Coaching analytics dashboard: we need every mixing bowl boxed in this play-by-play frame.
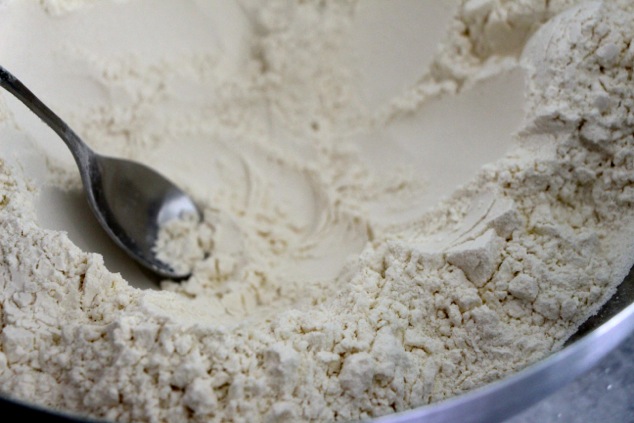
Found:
[1,1,634,422]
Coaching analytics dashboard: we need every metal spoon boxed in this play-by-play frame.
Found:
[0,65,200,280]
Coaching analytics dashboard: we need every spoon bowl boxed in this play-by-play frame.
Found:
[0,65,200,280]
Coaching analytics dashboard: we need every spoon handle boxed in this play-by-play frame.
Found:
[0,65,93,164]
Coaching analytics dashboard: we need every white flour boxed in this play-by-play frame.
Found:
[1,1,634,422]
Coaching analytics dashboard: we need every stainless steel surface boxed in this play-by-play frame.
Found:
[506,331,634,423]
[0,65,200,280]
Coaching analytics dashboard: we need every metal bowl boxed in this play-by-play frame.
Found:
[1,2,633,422]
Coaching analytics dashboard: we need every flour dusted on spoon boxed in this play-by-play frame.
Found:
[153,212,213,277]
[1,1,634,422]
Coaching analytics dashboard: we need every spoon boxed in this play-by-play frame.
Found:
[0,65,201,280]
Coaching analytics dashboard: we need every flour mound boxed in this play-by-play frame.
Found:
[1,1,634,423]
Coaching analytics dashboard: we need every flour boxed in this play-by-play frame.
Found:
[1,1,634,423]
[385,0,585,119]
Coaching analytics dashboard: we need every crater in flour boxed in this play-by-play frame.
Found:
[1,2,634,423]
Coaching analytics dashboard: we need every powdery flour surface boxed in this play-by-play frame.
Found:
[1,1,634,422]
